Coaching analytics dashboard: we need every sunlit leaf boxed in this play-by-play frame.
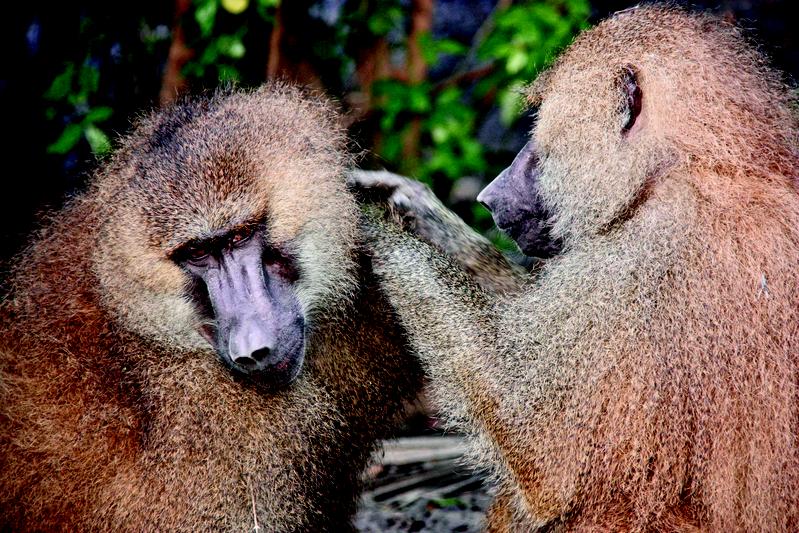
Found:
[47,124,83,154]
[84,124,111,155]
[85,106,113,123]
[217,35,246,58]
[221,0,249,15]
[431,125,449,144]
[408,85,431,113]
[499,82,525,125]
[506,49,528,75]
[195,0,217,37]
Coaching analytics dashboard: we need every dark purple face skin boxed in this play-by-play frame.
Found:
[480,67,643,258]
[175,226,305,389]
[477,141,562,258]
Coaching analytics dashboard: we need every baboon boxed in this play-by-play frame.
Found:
[0,84,423,531]
[353,6,799,531]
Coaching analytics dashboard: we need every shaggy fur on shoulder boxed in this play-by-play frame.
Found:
[366,5,799,531]
[0,84,422,532]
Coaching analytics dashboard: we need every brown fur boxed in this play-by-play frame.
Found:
[363,5,799,531]
[0,84,422,531]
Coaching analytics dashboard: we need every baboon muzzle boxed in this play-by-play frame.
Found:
[199,236,305,386]
[478,141,561,258]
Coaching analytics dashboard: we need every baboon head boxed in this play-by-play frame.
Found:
[478,6,797,255]
[93,85,357,388]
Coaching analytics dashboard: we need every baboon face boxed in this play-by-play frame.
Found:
[480,65,647,256]
[172,222,305,385]
[94,87,356,388]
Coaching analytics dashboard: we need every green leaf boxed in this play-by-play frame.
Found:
[44,64,75,101]
[221,0,249,15]
[216,35,246,59]
[499,83,525,125]
[506,49,528,75]
[367,7,401,36]
[199,44,220,64]
[255,0,279,20]
[431,125,449,144]
[430,497,465,508]
[436,38,467,56]
[488,226,519,253]
[85,106,113,123]
[381,133,402,162]
[79,62,100,94]
[195,0,218,37]
[84,124,111,155]
[47,124,83,154]
[418,32,438,65]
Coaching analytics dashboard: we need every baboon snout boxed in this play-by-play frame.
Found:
[476,175,501,215]
[178,229,306,386]
[227,317,275,370]
[479,141,562,257]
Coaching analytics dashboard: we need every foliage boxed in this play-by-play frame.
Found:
[369,0,589,237]
[44,57,113,156]
[37,0,590,241]
[183,0,280,84]
[372,0,589,180]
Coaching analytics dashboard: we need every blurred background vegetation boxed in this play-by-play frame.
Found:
[1,0,797,259]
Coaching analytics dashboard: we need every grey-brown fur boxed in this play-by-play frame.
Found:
[349,169,526,295]
[0,84,422,531]
[360,6,799,531]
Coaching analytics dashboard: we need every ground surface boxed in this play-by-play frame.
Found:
[355,436,491,532]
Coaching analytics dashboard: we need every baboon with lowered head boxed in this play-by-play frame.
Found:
[354,6,799,531]
[0,84,422,531]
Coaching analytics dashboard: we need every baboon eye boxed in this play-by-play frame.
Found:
[230,226,254,247]
[186,244,211,263]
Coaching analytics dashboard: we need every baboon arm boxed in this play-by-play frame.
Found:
[349,170,526,294]
[412,197,527,295]
[366,217,570,524]
[364,215,496,388]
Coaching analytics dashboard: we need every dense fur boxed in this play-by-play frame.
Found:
[363,6,799,531]
[0,85,422,531]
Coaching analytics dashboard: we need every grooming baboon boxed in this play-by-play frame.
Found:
[353,6,799,531]
[0,85,423,531]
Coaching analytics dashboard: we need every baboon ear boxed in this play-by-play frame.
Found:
[619,66,642,133]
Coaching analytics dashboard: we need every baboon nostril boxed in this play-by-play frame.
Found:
[250,347,271,362]
[233,355,257,367]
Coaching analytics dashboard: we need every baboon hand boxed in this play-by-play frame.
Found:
[347,170,440,219]
[350,169,526,294]
[347,169,460,249]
